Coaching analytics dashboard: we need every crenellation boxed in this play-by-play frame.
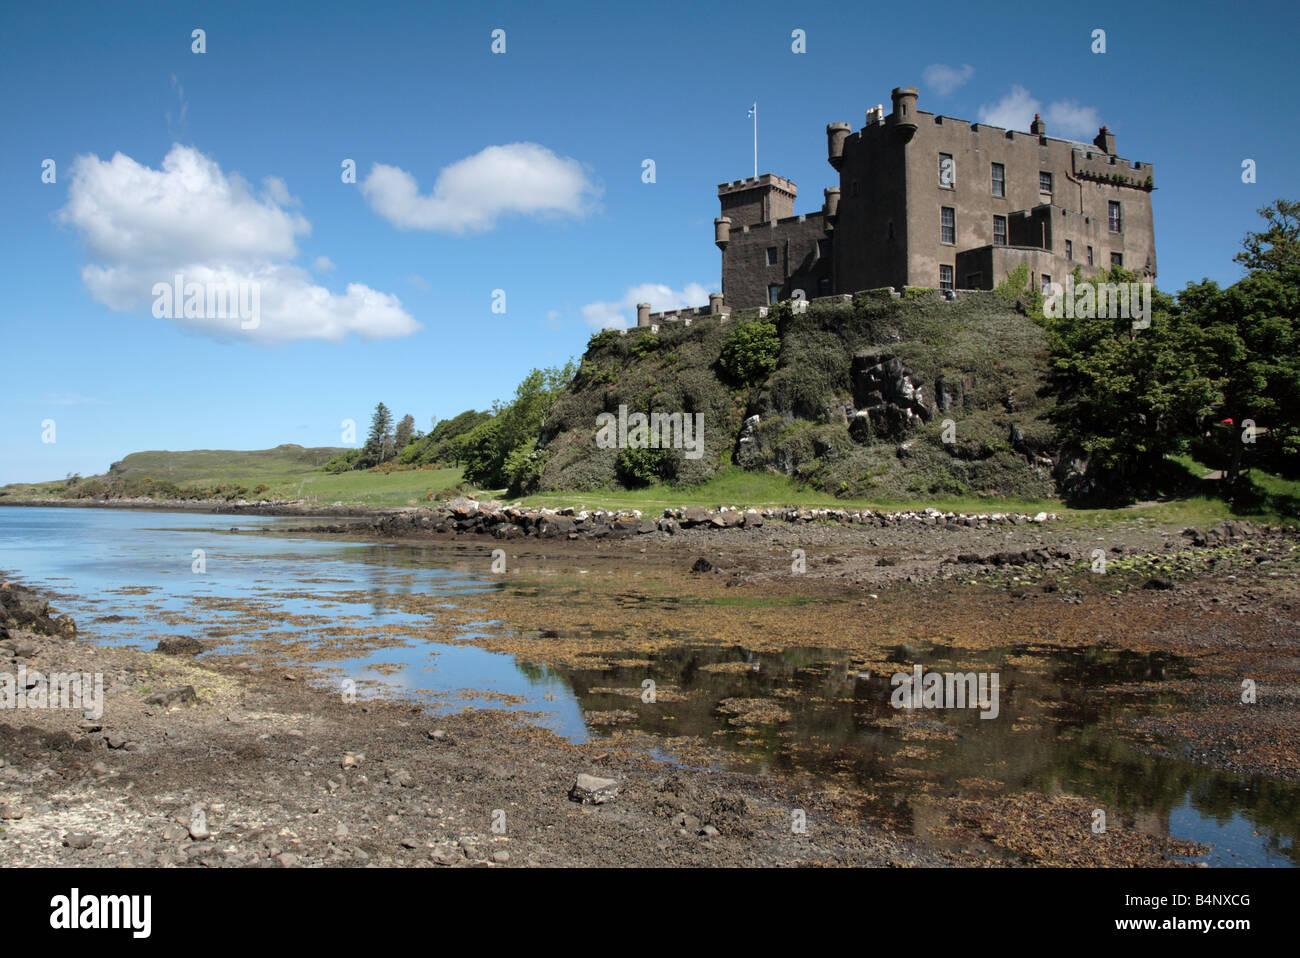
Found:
[703,83,1156,307]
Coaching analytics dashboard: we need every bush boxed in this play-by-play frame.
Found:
[719,319,781,387]
[615,446,670,487]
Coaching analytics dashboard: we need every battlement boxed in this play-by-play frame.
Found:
[637,293,730,327]
[1071,149,1155,189]
[624,288,980,335]
[729,209,829,233]
[717,173,797,197]
[714,83,1156,307]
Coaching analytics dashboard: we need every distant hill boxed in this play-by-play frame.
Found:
[106,444,349,485]
[537,289,1059,500]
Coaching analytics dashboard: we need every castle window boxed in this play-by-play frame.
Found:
[1039,171,1053,194]
[1111,252,1123,268]
[1065,239,1073,260]
[768,285,782,304]
[993,215,1007,246]
[939,153,955,189]
[941,207,955,245]
[1108,201,1122,232]
[888,221,894,240]
[1087,245,1094,266]
[817,238,830,259]
[939,265,953,291]
[1041,274,1052,294]
[766,246,778,266]
[991,163,1005,197]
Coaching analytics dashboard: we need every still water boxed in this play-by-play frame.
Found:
[1,506,1295,866]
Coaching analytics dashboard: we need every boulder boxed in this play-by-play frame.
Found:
[568,773,620,805]
[155,636,203,656]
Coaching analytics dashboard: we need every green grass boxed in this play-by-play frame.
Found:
[109,445,347,483]
[514,466,1057,514]
[512,463,1299,527]
[289,467,464,507]
[0,445,466,509]
[5,444,1295,526]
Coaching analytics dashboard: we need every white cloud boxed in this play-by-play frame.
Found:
[1044,100,1102,139]
[313,255,335,272]
[922,63,974,96]
[978,85,1103,139]
[360,142,601,233]
[978,85,1040,131]
[580,282,713,331]
[58,144,419,343]
[407,274,431,291]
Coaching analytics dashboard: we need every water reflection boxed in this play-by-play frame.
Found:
[1,506,1294,867]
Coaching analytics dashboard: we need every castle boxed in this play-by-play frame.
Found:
[637,84,1156,324]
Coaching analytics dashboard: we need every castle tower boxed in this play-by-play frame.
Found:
[717,174,798,229]
[1093,125,1116,154]
[714,216,731,249]
[826,122,851,171]
[823,187,841,224]
[890,86,918,139]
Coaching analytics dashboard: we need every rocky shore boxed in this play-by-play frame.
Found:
[1,509,1295,868]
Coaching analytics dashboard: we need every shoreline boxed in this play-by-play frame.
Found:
[2,511,1297,867]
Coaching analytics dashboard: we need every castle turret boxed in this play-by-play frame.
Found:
[717,174,797,229]
[708,293,725,314]
[890,86,918,139]
[823,187,841,224]
[636,303,651,327]
[826,122,850,171]
[1030,112,1045,135]
[1093,125,1116,155]
[714,216,731,249]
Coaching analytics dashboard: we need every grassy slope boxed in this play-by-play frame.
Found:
[107,444,346,483]
[0,444,465,509]
[537,289,1058,500]
[511,463,1298,528]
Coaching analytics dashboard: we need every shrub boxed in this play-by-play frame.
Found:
[719,319,780,387]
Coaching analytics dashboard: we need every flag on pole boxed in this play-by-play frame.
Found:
[747,105,755,118]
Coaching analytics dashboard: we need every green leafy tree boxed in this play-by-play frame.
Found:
[719,319,780,387]
[1181,278,1299,483]
[1045,267,1218,498]
[394,414,416,454]
[1234,198,1300,275]
[461,362,576,489]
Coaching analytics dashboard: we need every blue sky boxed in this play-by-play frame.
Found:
[1,0,1296,483]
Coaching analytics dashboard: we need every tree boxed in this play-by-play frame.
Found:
[362,402,394,466]
[1044,267,1218,500]
[394,414,416,454]
[1181,275,1300,484]
[460,362,575,489]
[719,319,780,386]
[1234,199,1300,275]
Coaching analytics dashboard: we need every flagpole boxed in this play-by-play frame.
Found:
[752,102,758,178]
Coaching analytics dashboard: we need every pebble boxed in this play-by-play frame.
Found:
[430,846,461,866]
[62,833,94,849]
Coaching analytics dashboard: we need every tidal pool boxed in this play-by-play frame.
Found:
[1,505,1295,866]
